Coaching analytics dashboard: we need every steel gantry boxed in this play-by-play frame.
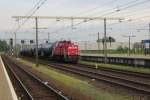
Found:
[12,16,124,66]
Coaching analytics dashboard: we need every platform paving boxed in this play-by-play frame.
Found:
[0,56,18,100]
[80,53,150,59]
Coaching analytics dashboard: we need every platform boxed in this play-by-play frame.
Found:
[0,56,18,100]
[80,53,150,67]
[80,53,150,60]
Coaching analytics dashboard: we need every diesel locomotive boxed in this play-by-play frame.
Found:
[20,40,79,63]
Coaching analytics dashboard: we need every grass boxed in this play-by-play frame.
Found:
[15,57,132,100]
[80,60,150,74]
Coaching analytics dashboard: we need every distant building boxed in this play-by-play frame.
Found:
[77,41,133,50]
[141,40,150,54]
[133,42,144,49]
[142,40,150,49]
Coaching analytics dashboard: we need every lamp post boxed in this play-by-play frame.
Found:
[123,35,136,56]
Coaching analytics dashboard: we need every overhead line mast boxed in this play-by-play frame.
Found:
[12,16,124,65]
[12,0,48,61]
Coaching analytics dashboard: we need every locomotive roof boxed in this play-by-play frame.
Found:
[59,40,71,43]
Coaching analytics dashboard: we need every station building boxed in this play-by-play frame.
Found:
[142,40,150,54]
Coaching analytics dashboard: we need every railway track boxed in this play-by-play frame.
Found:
[43,61,150,95]
[77,63,150,79]
[2,56,68,100]
[20,56,150,96]
[71,63,150,85]
[43,57,150,80]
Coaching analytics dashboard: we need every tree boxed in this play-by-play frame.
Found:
[97,36,116,42]
[97,36,116,46]
[108,36,115,46]
[0,40,9,53]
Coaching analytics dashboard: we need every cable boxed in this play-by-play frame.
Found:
[86,0,140,17]
[78,0,150,29]
[25,0,44,16]
[107,13,150,27]
[45,0,117,31]
[52,0,150,42]
[48,0,142,34]
[101,0,150,17]
[115,6,150,18]
[73,0,117,16]
[18,0,150,40]
[14,0,48,33]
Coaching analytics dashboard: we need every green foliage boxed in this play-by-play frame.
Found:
[0,40,9,52]
[115,46,128,54]
[97,36,116,42]
[116,45,124,51]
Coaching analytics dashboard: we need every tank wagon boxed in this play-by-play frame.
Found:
[20,40,79,63]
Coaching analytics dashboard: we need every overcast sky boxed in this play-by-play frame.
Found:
[1,0,150,43]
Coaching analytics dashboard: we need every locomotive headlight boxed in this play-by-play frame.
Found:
[68,47,72,49]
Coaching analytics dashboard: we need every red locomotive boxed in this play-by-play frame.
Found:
[20,40,79,63]
[52,40,79,62]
